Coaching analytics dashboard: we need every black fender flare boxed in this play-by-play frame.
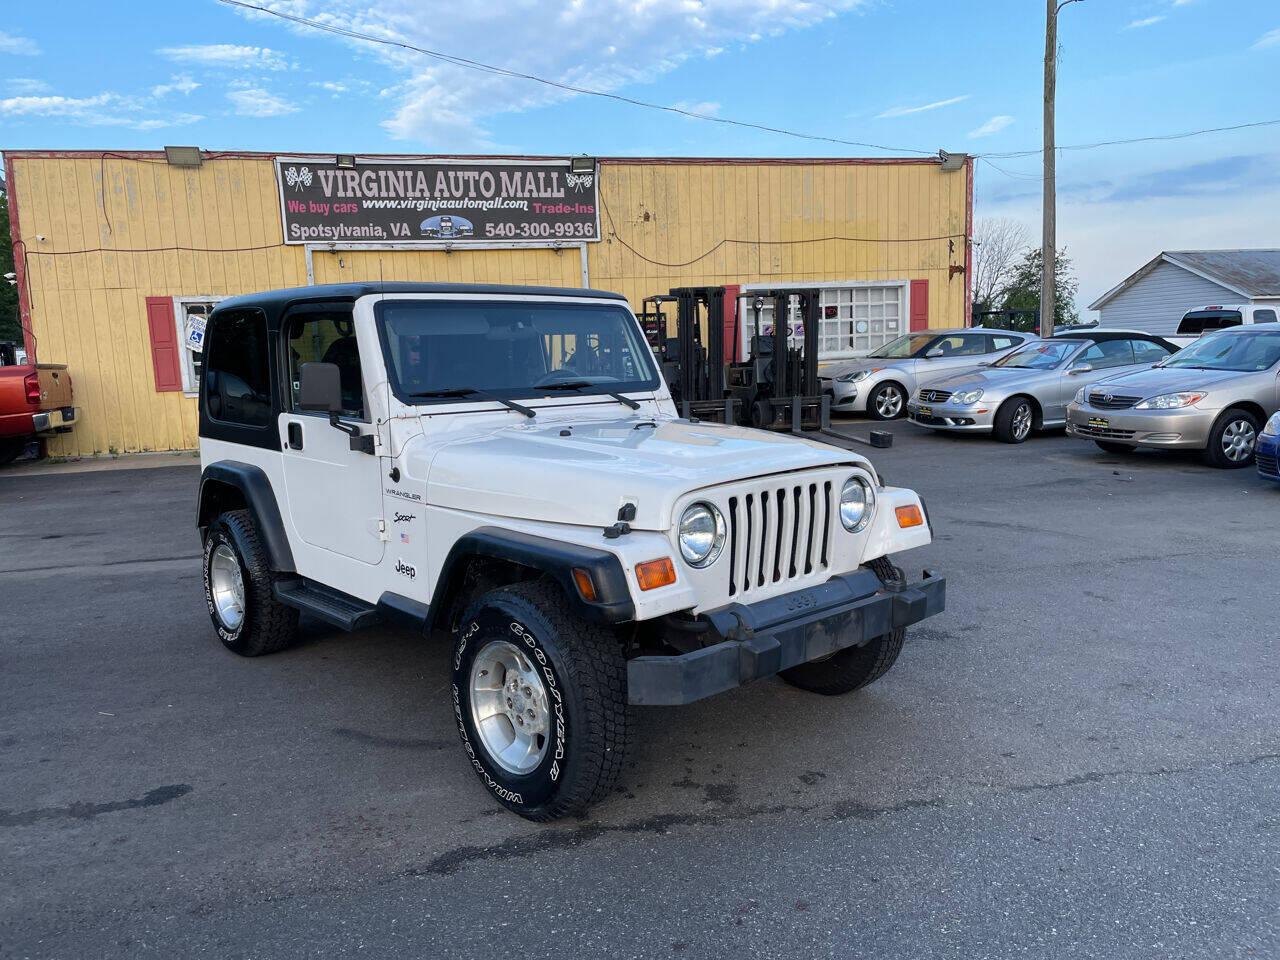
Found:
[197,462,295,573]
[427,526,635,630]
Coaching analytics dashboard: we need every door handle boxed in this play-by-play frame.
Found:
[287,421,303,450]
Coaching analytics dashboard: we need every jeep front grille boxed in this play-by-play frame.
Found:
[725,481,833,597]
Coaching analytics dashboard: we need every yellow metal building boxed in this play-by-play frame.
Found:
[3,150,973,457]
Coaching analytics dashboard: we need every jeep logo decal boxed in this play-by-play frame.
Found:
[395,559,417,580]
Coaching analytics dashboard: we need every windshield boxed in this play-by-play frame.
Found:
[867,333,937,359]
[375,299,661,402]
[992,340,1080,370]
[1159,330,1280,372]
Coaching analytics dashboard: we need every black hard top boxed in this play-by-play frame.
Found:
[212,282,627,327]
[1051,330,1178,349]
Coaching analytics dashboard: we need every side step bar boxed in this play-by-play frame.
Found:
[274,579,382,631]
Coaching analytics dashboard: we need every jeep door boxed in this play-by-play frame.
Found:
[278,305,386,565]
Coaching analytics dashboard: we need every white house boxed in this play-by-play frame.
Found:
[1089,249,1280,337]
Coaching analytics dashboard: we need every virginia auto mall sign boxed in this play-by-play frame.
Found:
[275,157,600,245]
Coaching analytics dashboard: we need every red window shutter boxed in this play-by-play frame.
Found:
[909,280,930,331]
[722,284,742,361]
[145,297,182,392]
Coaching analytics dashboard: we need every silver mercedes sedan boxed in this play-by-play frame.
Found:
[818,328,1035,421]
[906,332,1179,443]
[1066,325,1280,468]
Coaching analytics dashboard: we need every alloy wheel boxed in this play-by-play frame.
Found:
[209,543,246,631]
[469,639,551,774]
[1222,419,1256,462]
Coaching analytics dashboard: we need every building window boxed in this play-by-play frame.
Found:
[738,282,907,361]
[173,297,227,397]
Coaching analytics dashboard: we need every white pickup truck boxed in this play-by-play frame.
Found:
[195,282,945,820]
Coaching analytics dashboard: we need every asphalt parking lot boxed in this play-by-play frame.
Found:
[1,424,1277,959]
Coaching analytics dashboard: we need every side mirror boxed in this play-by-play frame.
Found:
[1068,363,1093,375]
[977,361,991,367]
[299,362,343,413]
[925,347,944,359]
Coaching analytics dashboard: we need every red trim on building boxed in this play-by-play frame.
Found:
[964,156,974,326]
[721,284,742,362]
[910,280,930,331]
[145,297,182,392]
[3,155,36,362]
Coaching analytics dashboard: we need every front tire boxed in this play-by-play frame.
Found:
[202,510,299,656]
[993,397,1034,443]
[779,628,906,695]
[1202,409,1259,469]
[451,581,629,821]
[867,382,906,421]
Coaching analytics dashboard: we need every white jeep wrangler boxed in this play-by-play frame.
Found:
[196,283,945,820]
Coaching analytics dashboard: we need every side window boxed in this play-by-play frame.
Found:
[931,335,987,357]
[990,335,1020,352]
[286,310,366,419]
[1077,340,1136,370]
[1132,339,1172,364]
[204,310,273,427]
[1254,309,1278,325]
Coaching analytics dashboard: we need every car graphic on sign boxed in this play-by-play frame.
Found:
[420,215,474,239]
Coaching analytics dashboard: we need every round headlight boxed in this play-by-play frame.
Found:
[839,476,874,532]
[678,502,726,567]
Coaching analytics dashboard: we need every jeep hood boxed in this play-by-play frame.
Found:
[423,417,866,530]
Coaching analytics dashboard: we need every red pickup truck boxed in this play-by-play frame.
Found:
[0,344,77,465]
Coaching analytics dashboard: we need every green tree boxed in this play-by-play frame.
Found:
[998,246,1080,328]
[0,182,21,344]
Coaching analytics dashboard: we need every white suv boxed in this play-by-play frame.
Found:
[196,283,945,820]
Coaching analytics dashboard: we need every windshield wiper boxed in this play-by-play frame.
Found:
[538,380,642,410]
[408,388,536,418]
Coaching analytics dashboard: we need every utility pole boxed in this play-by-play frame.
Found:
[1043,0,1082,337]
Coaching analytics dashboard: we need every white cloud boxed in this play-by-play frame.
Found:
[1253,28,1280,50]
[0,31,40,56]
[0,92,201,129]
[876,94,969,119]
[1123,15,1165,30]
[157,43,292,71]
[227,0,871,148]
[5,78,50,95]
[152,75,200,97]
[227,86,298,117]
[969,115,1014,138]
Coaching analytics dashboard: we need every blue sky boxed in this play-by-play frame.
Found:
[2,0,1277,315]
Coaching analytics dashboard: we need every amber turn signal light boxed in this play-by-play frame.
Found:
[636,557,676,591]
[895,504,924,528]
[571,567,597,602]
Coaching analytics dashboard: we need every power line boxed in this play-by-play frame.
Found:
[216,0,936,157]
[220,0,1280,166]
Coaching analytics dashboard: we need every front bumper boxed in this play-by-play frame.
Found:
[1066,403,1212,449]
[821,379,862,411]
[906,400,994,432]
[627,567,946,705]
[1257,433,1280,481]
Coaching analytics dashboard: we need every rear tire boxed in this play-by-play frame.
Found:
[867,382,906,421]
[993,397,1034,443]
[1094,440,1134,454]
[1202,408,1259,469]
[452,581,629,821]
[0,438,28,466]
[202,509,299,656]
